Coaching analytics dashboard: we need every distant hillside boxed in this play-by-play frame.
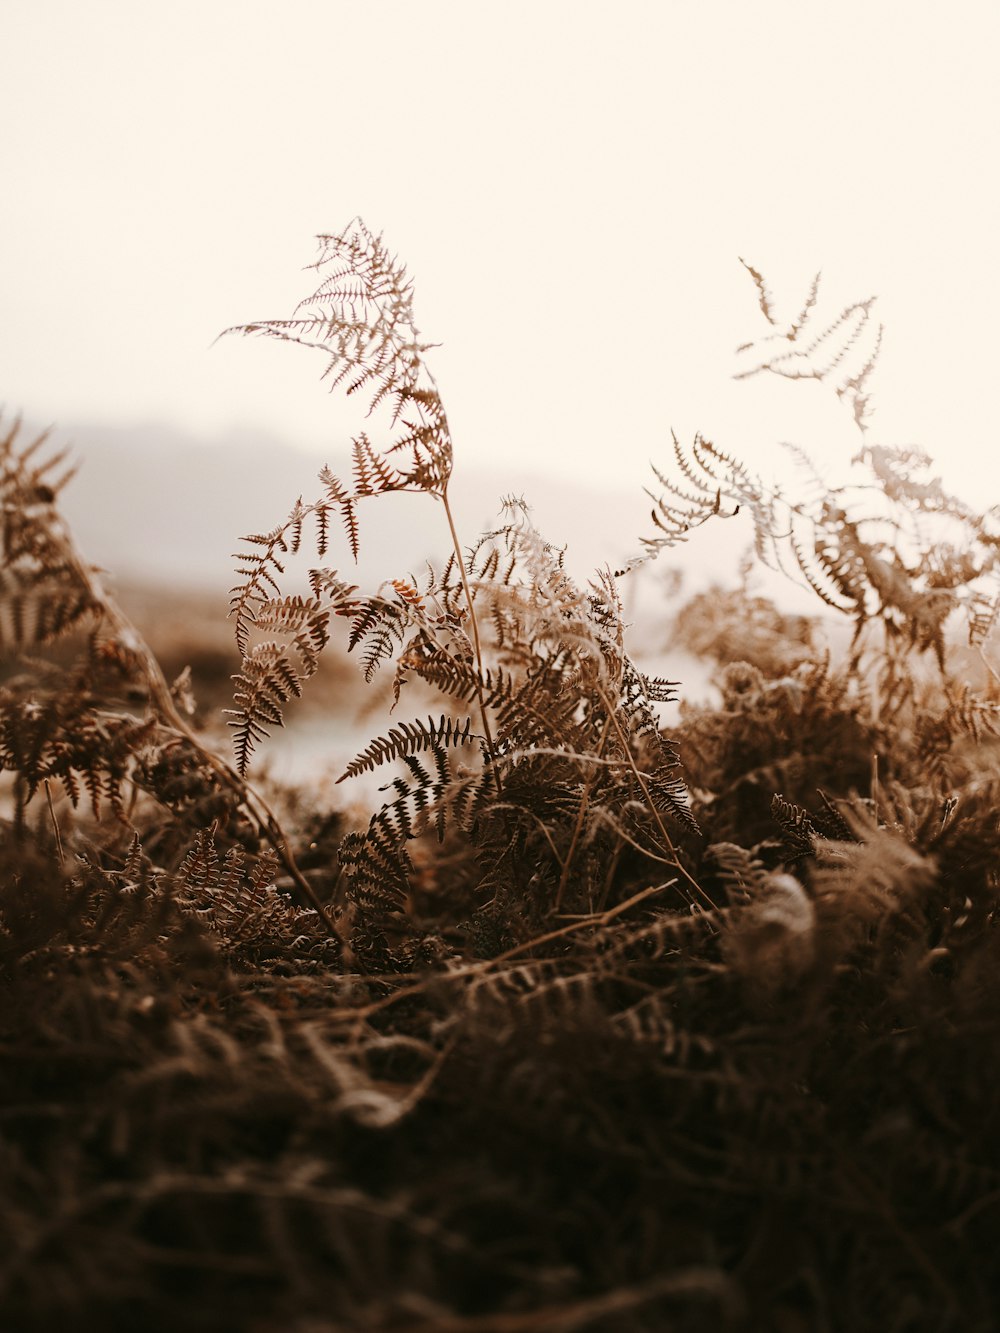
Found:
[45,420,751,592]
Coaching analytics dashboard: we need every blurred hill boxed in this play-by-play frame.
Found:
[44,420,760,623]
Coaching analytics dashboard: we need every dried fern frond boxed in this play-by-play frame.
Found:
[1,418,98,654]
[224,221,486,778]
[224,218,453,516]
[175,831,338,968]
[339,714,477,783]
[0,412,337,933]
[770,792,821,862]
[637,268,1000,672]
[734,266,882,431]
[813,814,939,933]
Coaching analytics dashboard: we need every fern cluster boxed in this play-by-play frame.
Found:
[2,229,1000,1330]
[643,268,999,674]
[0,415,338,931]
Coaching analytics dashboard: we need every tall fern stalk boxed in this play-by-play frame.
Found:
[224,220,501,787]
[439,484,502,791]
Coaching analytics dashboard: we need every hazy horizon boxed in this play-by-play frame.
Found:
[43,415,758,609]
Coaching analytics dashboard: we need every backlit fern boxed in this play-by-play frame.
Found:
[2,232,1000,1331]
[643,269,1000,675]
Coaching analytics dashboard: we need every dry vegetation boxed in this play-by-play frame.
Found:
[2,222,999,1331]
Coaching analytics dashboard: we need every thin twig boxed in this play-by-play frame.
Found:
[595,682,713,909]
[442,485,503,794]
[44,780,65,866]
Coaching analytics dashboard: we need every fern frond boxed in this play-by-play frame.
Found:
[357,609,409,683]
[643,746,701,835]
[770,793,820,861]
[641,433,743,556]
[252,596,331,653]
[0,422,100,653]
[707,841,770,905]
[366,747,479,848]
[490,671,587,754]
[338,825,412,913]
[734,266,883,443]
[788,270,821,341]
[0,575,96,653]
[351,433,405,497]
[968,590,999,648]
[226,642,306,775]
[738,258,777,327]
[319,465,361,560]
[389,386,454,491]
[338,714,476,783]
[175,825,220,890]
[403,643,492,705]
[308,567,360,605]
[0,681,158,819]
[229,521,293,657]
[224,218,452,492]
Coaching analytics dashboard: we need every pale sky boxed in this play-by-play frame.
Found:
[2,0,998,508]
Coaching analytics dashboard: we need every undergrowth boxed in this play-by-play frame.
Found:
[2,222,999,1331]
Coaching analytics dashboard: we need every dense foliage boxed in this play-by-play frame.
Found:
[2,225,999,1331]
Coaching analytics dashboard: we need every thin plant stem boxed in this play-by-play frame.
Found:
[555,713,613,911]
[44,780,65,866]
[596,682,713,910]
[441,484,503,793]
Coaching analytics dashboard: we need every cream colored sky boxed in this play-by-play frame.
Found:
[2,0,997,506]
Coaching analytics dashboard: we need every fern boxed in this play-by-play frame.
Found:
[339,713,477,783]
[8,231,1000,1332]
[224,220,490,777]
[640,266,1000,691]
[770,792,821,862]
[0,413,338,935]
